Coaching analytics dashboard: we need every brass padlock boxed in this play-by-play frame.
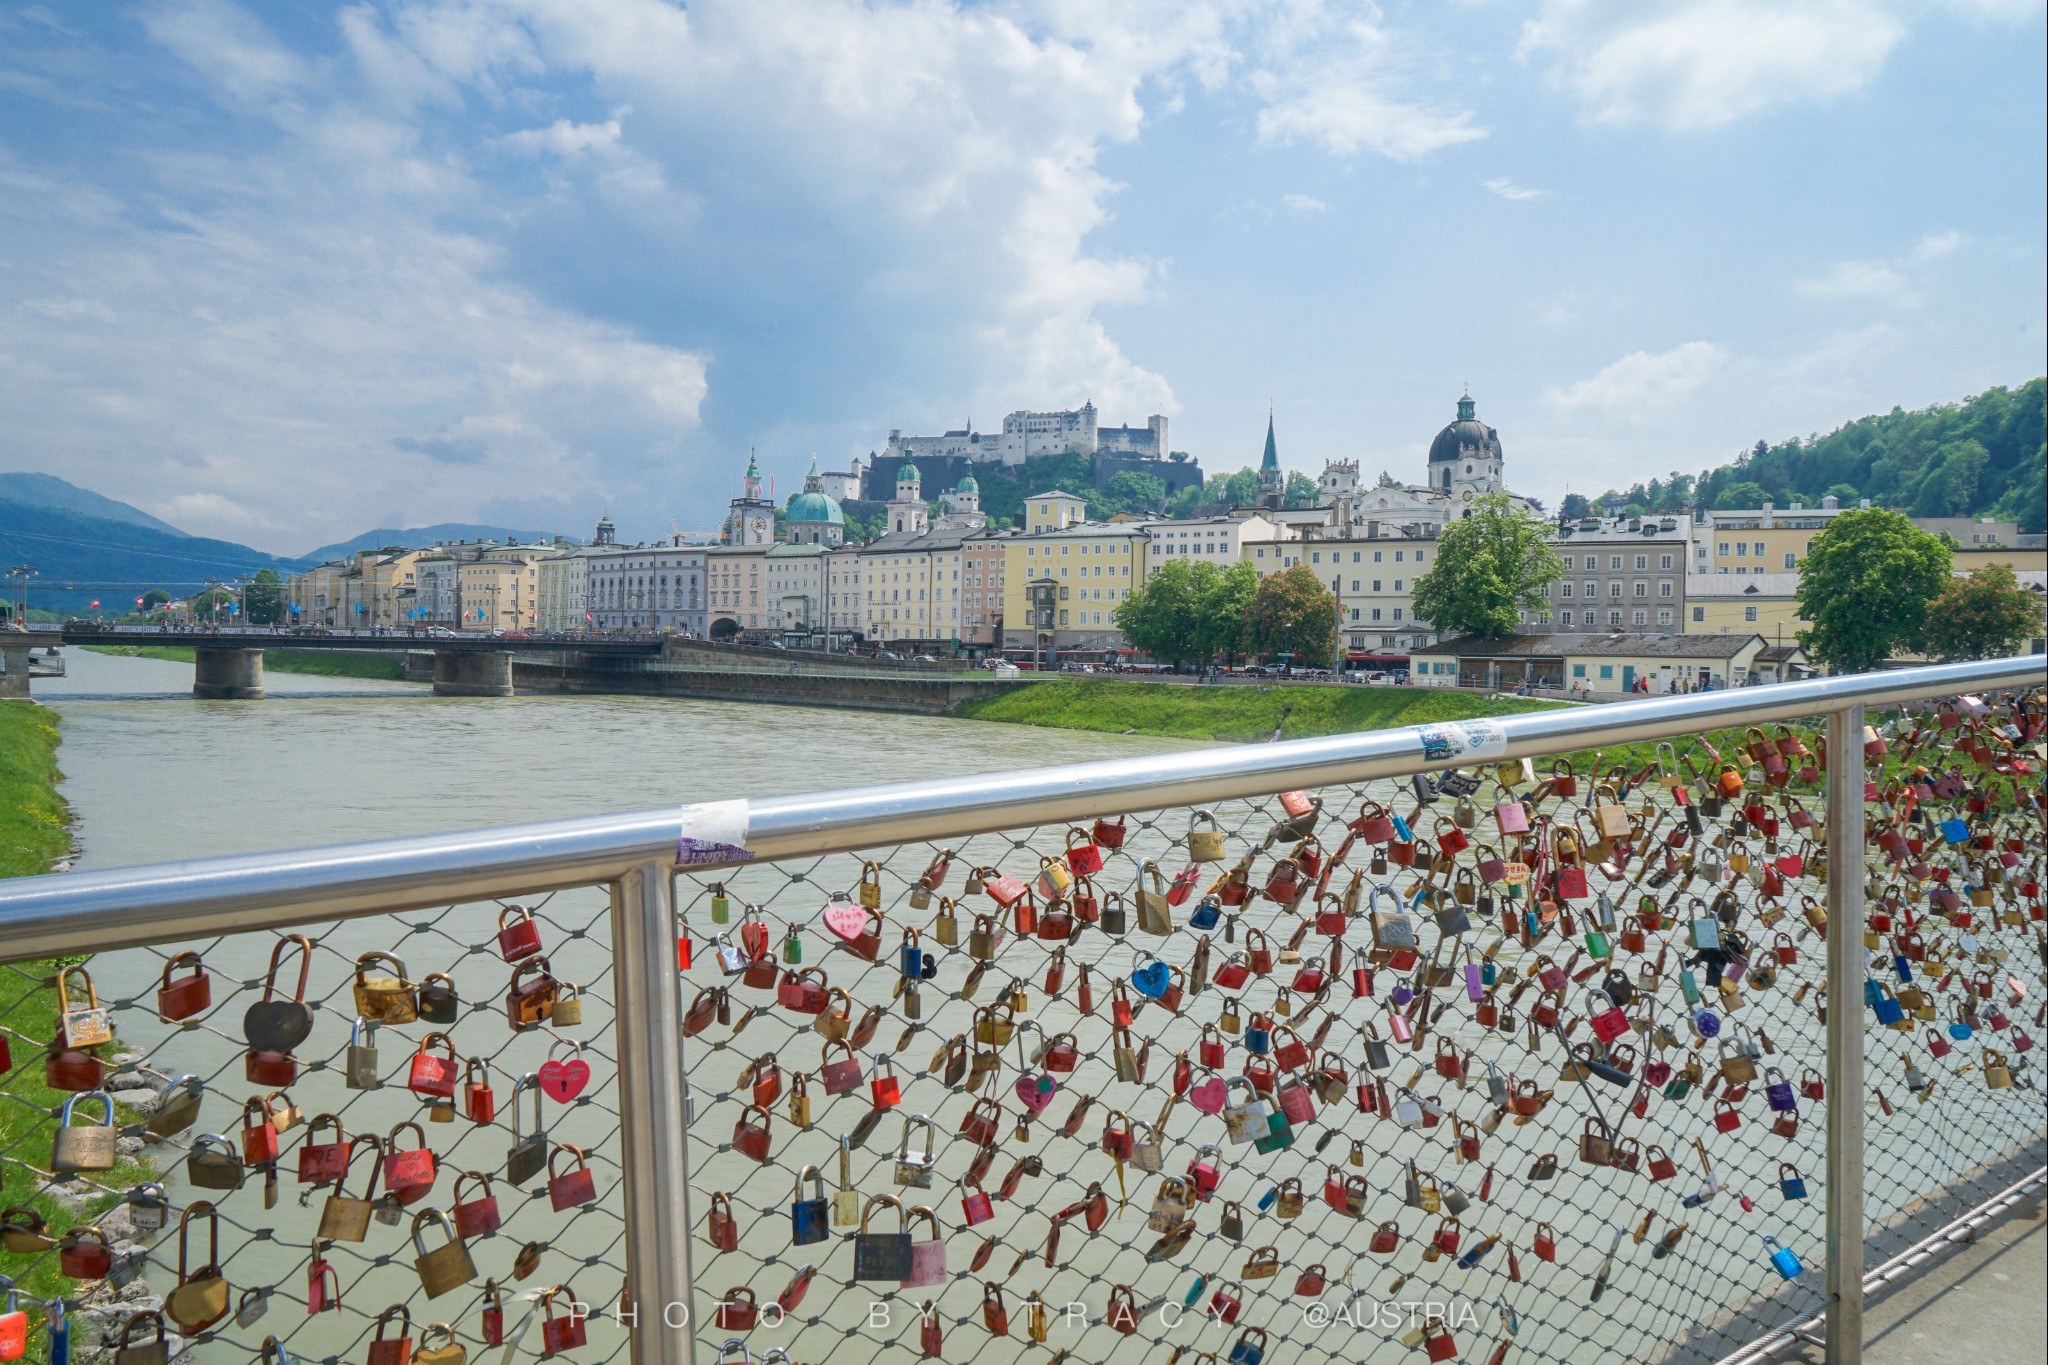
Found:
[52,1090,118,1172]
[413,1208,478,1298]
[185,1134,245,1190]
[353,951,418,1024]
[347,1017,380,1091]
[552,984,584,1028]
[147,1074,203,1137]
[57,965,114,1049]
[1188,809,1226,862]
[933,898,959,947]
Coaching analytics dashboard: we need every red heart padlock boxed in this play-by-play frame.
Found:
[538,1047,592,1104]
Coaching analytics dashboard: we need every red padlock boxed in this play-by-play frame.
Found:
[156,952,213,1022]
[296,1114,351,1184]
[543,1286,589,1355]
[309,1252,340,1313]
[464,1059,496,1124]
[454,1171,502,1239]
[59,1225,114,1279]
[241,1097,280,1167]
[407,1033,459,1099]
[1533,1222,1557,1262]
[983,1283,1010,1336]
[497,905,544,962]
[481,1280,505,1345]
[548,1144,598,1211]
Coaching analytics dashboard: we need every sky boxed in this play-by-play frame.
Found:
[1,0,2042,556]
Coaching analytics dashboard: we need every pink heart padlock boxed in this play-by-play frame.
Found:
[1014,1073,1058,1113]
[821,901,869,943]
[1190,1077,1228,1115]
[538,1057,592,1103]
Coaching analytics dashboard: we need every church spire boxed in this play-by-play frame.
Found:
[1260,411,1278,472]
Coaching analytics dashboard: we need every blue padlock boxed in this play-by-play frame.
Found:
[1938,817,1969,844]
[1680,969,1702,1007]
[1764,1235,1804,1279]
[1390,984,1415,1008]
[900,936,923,979]
[1693,1009,1722,1039]
[1391,814,1414,842]
[1255,1185,1279,1212]
[1893,955,1913,984]
[1862,978,1884,1008]
[1245,1019,1271,1054]
[1763,1068,1796,1112]
[1228,1327,1268,1365]
[1778,1164,1808,1200]
[1950,1013,1974,1041]
[1481,961,1499,987]
[1871,983,1905,1026]
[1131,956,1171,999]
[1182,1274,1208,1309]
[1190,898,1221,931]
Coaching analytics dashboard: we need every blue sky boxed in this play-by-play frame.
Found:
[1,0,2041,555]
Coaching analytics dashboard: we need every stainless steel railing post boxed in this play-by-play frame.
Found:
[611,863,696,1365]
[1823,704,1868,1364]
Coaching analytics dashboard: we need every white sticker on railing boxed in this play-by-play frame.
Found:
[1413,717,1508,764]
[677,798,754,865]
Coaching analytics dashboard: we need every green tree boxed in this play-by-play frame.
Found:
[1920,563,2042,662]
[1824,483,1860,506]
[140,589,171,609]
[1113,558,1217,666]
[1558,493,1593,521]
[1283,471,1319,508]
[1715,481,1770,509]
[1197,560,1259,667]
[244,569,285,624]
[1795,507,1951,674]
[1094,470,1168,519]
[1244,566,1335,667]
[1411,491,1566,639]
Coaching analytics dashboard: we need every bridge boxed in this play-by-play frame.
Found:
[3,624,665,699]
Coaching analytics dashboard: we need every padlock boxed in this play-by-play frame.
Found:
[111,1311,170,1365]
[548,1143,598,1210]
[463,1058,496,1124]
[790,1165,830,1246]
[1764,1235,1804,1279]
[126,1181,168,1235]
[412,1208,477,1299]
[453,1170,502,1239]
[1779,1163,1808,1200]
[552,982,584,1027]
[385,1120,437,1205]
[854,1194,913,1281]
[59,1224,114,1279]
[498,904,544,960]
[354,951,418,1024]
[164,1204,230,1334]
[505,1075,548,1184]
[317,1136,380,1241]
[156,951,213,1022]
[367,1307,414,1365]
[417,971,460,1026]
[506,955,560,1028]
[408,1032,460,1099]
[52,1090,118,1172]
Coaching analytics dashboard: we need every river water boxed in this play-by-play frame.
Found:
[45,648,1194,872]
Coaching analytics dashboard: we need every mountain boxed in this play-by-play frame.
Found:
[0,472,187,536]
[0,499,307,616]
[1597,378,2047,532]
[302,524,569,560]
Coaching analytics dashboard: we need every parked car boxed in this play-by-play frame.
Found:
[875,650,902,660]
[987,661,1021,678]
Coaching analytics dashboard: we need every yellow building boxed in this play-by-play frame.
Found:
[861,527,969,647]
[706,545,770,636]
[999,517,1149,659]
[1685,572,1806,645]
[457,545,554,631]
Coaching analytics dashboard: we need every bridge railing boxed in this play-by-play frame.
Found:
[0,657,2040,1365]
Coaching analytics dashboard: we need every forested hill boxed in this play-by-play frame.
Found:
[1596,379,2045,532]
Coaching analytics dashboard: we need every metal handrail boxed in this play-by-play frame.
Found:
[0,651,2040,1365]
[0,655,2035,956]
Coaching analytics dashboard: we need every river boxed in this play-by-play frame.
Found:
[45,648,1194,872]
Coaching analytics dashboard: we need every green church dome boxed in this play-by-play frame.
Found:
[787,490,845,525]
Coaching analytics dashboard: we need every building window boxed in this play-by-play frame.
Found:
[1632,610,1646,625]
[1744,605,1758,622]
[1560,583,1573,597]
[1610,556,1622,570]
[1657,609,1673,625]
[1753,542,1765,556]
[1572,664,1586,678]
[1634,555,1647,570]
[1660,554,1673,569]
[1634,582,1647,597]
[1610,582,1623,597]
[1659,581,1673,598]
[1600,665,1614,680]
[1784,553,1797,569]
[1608,610,1622,625]
[1718,542,1730,556]
[1560,611,1574,625]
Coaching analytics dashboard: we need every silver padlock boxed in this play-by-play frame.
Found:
[894,1113,934,1188]
[346,1017,379,1091]
[128,1183,169,1234]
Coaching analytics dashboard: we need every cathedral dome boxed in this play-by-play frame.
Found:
[1429,393,1502,465]
[787,490,844,525]
[955,473,979,494]
[898,461,921,483]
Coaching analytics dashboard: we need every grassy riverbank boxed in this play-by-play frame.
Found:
[955,678,1564,742]
[0,703,151,1318]
[86,642,406,680]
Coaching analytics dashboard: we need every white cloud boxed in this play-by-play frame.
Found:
[1520,0,1906,130]
[1484,177,1546,201]
[502,116,623,158]
[1253,18,1486,159]
[1911,229,1963,260]
[1282,193,1327,216]
[1797,259,1911,302]
[1548,340,1729,412]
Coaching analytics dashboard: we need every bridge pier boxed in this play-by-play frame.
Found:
[193,647,265,700]
[434,650,514,697]
[0,643,31,700]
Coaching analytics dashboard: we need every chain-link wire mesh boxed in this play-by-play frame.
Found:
[677,692,2045,1365]
[1,890,634,1363]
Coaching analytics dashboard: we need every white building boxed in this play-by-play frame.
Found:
[1141,513,1283,569]
[883,402,1169,468]
[824,545,865,642]
[765,543,827,641]
[588,540,708,634]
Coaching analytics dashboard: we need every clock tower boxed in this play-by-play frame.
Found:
[728,451,777,547]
